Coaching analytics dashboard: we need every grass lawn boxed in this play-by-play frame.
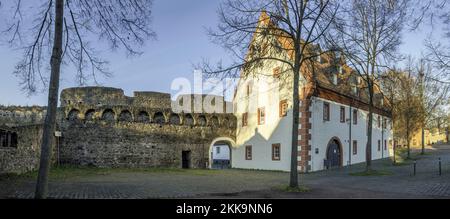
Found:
[0,166,227,181]
[275,185,310,193]
[390,147,428,165]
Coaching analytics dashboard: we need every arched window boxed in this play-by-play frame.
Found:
[137,111,150,123]
[67,109,80,121]
[222,117,230,127]
[169,114,181,125]
[184,114,194,126]
[85,109,95,121]
[118,110,133,122]
[153,112,165,125]
[101,109,116,122]
[210,116,219,127]
[197,115,207,126]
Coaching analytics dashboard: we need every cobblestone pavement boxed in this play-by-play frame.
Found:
[1,144,450,199]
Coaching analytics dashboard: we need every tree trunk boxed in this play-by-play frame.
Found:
[35,0,64,199]
[366,85,373,172]
[421,127,425,155]
[406,119,411,159]
[289,62,301,188]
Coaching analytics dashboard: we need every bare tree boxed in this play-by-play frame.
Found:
[0,0,155,199]
[417,59,449,154]
[400,59,425,159]
[380,69,402,163]
[327,0,410,171]
[200,0,339,188]
[411,0,450,83]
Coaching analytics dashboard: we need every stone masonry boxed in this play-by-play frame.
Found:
[0,87,237,174]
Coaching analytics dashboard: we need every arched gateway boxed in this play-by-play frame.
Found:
[208,137,235,169]
[325,137,343,169]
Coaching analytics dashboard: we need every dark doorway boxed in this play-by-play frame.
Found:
[326,139,341,169]
[182,150,191,169]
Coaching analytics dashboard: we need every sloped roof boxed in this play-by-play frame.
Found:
[246,11,390,114]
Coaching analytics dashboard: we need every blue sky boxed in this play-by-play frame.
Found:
[0,0,443,106]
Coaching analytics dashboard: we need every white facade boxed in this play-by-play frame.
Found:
[212,144,230,160]
[309,97,392,172]
[231,70,393,172]
[231,59,300,171]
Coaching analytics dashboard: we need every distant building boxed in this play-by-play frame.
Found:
[211,144,230,169]
[406,128,449,148]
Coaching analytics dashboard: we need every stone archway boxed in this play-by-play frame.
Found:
[325,137,343,169]
[208,137,235,169]
[67,109,80,121]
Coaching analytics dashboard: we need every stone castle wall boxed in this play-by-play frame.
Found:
[0,124,43,174]
[58,87,236,169]
[0,106,47,125]
[0,87,237,173]
[0,106,59,174]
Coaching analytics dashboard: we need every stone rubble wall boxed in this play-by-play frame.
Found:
[58,87,237,169]
[59,121,234,168]
[0,124,56,174]
[0,86,237,174]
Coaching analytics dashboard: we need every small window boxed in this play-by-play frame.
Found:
[323,102,330,121]
[377,116,381,128]
[242,113,248,127]
[272,144,281,161]
[353,140,357,155]
[245,145,252,160]
[384,140,387,151]
[246,84,252,96]
[0,130,7,147]
[352,85,358,95]
[279,100,288,117]
[340,107,345,123]
[10,133,18,148]
[216,147,220,154]
[383,118,387,129]
[378,140,381,151]
[273,67,281,78]
[353,109,358,125]
[258,107,265,125]
[0,130,18,148]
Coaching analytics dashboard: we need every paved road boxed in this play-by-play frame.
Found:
[1,144,449,199]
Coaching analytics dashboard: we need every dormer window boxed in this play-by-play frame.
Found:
[352,85,357,94]
[333,74,338,85]
[316,52,322,63]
